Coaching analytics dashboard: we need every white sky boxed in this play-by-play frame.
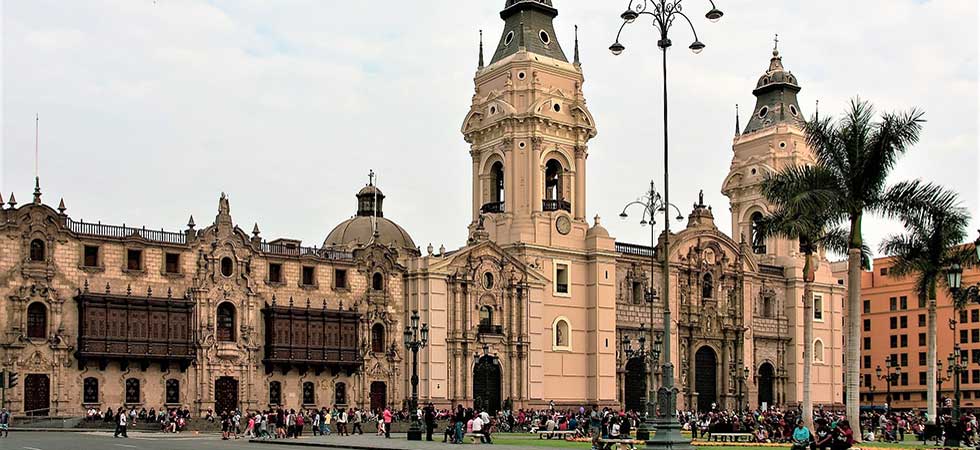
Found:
[2,0,977,259]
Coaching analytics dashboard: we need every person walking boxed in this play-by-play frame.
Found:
[352,408,364,435]
[424,403,436,441]
[114,408,129,438]
[295,411,305,438]
[338,407,348,436]
[0,408,10,438]
[312,410,321,436]
[383,406,393,438]
[323,407,332,436]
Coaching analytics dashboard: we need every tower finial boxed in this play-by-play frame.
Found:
[478,30,485,69]
[519,11,526,48]
[815,99,820,121]
[368,169,375,186]
[735,104,740,136]
[573,25,581,65]
[33,176,42,204]
[773,33,779,55]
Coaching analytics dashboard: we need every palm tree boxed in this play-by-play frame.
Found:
[759,166,861,429]
[879,181,971,422]
[801,98,925,434]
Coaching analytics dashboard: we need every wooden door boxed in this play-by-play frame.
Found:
[24,374,50,416]
[370,381,386,413]
[215,377,239,415]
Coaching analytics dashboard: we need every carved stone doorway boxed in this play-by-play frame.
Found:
[624,357,647,413]
[215,376,239,415]
[24,374,50,416]
[695,346,718,413]
[473,355,502,414]
[758,362,775,409]
[370,381,387,413]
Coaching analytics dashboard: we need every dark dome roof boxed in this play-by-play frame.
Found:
[753,49,800,94]
[323,216,417,254]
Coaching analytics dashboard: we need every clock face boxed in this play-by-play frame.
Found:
[556,216,571,235]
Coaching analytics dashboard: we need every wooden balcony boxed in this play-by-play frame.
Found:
[75,293,195,371]
[542,199,571,213]
[480,202,505,214]
[262,305,363,375]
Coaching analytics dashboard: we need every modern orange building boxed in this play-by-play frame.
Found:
[845,255,980,411]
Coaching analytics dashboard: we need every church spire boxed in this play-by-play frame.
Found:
[489,0,567,65]
[743,38,804,134]
[734,104,740,137]
[478,30,485,69]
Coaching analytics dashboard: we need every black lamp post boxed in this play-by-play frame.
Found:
[620,182,683,441]
[875,356,901,409]
[734,366,750,412]
[945,347,966,447]
[611,2,722,445]
[937,359,951,414]
[944,231,980,447]
[404,310,428,441]
[622,325,664,440]
[868,384,876,410]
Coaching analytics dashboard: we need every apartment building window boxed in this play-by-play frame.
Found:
[301,266,315,286]
[864,319,871,332]
[973,349,980,364]
[890,317,898,329]
[889,297,897,311]
[334,269,347,289]
[961,310,969,324]
[864,337,872,350]
[83,245,100,267]
[973,329,980,343]
[919,352,927,366]
[973,309,980,323]
[864,300,871,314]
[919,372,927,386]
[864,355,872,369]
[900,316,908,328]
[918,296,926,308]
[268,263,283,284]
[919,333,926,346]
[165,253,180,274]
[901,372,909,386]
[900,296,908,310]
[962,371,969,384]
[973,370,980,384]
[881,267,889,276]
[900,353,908,366]
[864,373,872,387]
[918,314,926,327]
[900,335,908,347]
[962,329,969,344]
[890,335,898,348]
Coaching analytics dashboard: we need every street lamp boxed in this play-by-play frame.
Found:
[868,384,876,410]
[734,366,750,412]
[937,359,952,414]
[403,310,428,441]
[611,2,722,446]
[620,182,683,440]
[622,325,664,440]
[875,356,901,409]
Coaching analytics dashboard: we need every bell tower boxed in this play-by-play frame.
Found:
[461,0,597,248]
[722,39,813,263]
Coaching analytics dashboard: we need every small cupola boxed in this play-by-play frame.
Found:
[356,170,385,218]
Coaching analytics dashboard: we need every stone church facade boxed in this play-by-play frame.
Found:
[0,0,843,416]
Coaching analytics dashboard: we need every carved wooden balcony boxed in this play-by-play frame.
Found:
[262,305,362,375]
[75,293,195,371]
[542,199,571,213]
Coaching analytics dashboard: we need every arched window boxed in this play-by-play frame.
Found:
[553,318,571,350]
[479,306,493,328]
[27,302,47,339]
[220,257,233,277]
[83,377,99,404]
[335,382,347,406]
[371,323,385,353]
[303,381,315,405]
[216,303,235,342]
[814,339,825,364]
[372,272,384,291]
[491,162,505,206]
[544,159,563,201]
[702,273,714,299]
[29,239,45,262]
[750,212,766,254]
[269,381,282,405]
[166,379,180,404]
[125,378,140,404]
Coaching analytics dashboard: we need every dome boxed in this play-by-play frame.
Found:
[323,216,417,254]
[752,48,800,94]
[323,172,418,255]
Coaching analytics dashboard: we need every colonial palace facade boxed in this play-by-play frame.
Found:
[0,0,843,417]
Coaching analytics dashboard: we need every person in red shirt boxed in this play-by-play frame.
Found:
[382,407,393,439]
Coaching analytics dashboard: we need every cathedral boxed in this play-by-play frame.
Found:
[0,0,843,417]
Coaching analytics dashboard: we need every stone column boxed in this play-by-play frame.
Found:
[574,146,586,219]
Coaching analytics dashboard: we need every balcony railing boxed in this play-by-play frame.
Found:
[481,202,505,214]
[478,324,504,335]
[66,218,187,245]
[616,242,655,257]
[260,242,353,260]
[759,264,784,276]
[542,199,571,213]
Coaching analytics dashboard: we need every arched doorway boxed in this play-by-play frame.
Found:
[695,346,718,412]
[215,377,239,415]
[758,362,775,409]
[370,381,387,413]
[624,357,647,413]
[473,355,502,414]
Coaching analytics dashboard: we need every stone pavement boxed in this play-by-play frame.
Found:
[249,433,558,450]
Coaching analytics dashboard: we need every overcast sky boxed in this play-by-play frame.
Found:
[2,0,977,259]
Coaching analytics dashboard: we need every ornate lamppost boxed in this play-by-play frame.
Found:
[622,325,664,440]
[945,347,966,447]
[868,384,876,410]
[733,365,749,412]
[403,310,428,441]
[937,359,951,414]
[875,356,901,410]
[945,231,980,447]
[620,181,684,441]
[611,1,723,446]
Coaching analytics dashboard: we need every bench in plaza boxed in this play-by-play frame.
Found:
[535,429,578,440]
[465,432,486,444]
[598,438,644,450]
[708,432,754,442]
